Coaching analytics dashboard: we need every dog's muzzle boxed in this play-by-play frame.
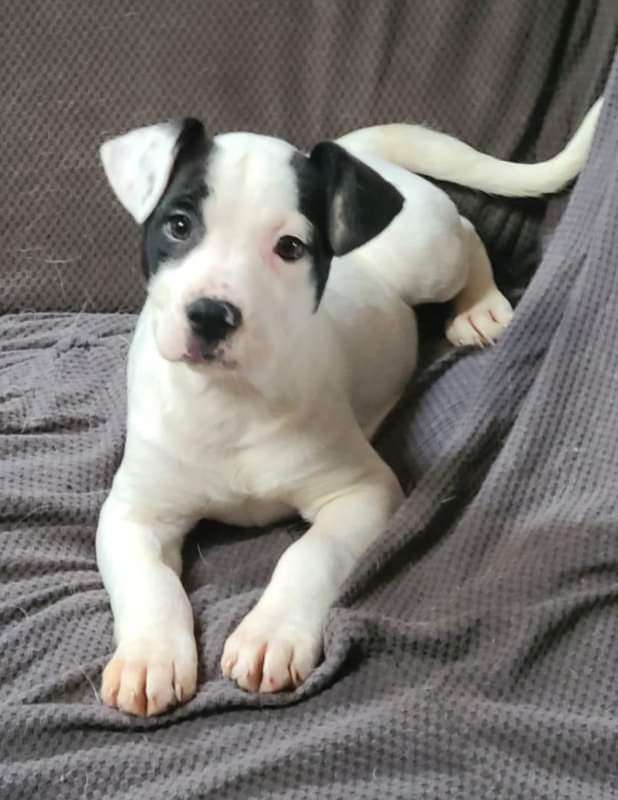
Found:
[183,298,242,363]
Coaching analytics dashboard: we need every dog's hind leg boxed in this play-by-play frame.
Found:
[446,218,514,347]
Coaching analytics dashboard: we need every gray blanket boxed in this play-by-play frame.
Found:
[2,34,618,800]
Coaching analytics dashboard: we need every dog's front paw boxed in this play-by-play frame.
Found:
[101,631,198,717]
[221,607,322,693]
[446,288,514,347]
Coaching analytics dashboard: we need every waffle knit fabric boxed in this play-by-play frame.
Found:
[1,4,618,799]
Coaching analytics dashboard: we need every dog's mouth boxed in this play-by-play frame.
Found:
[181,335,236,369]
[152,314,239,369]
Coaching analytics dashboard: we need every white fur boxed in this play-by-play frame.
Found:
[96,104,599,715]
[100,121,182,222]
[337,98,602,197]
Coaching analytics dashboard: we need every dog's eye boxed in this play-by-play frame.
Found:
[274,236,306,261]
[164,213,192,241]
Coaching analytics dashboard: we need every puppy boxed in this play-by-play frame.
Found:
[97,100,600,715]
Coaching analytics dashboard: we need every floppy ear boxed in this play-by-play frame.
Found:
[309,141,404,256]
[99,121,185,223]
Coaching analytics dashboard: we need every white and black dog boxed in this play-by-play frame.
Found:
[97,100,600,716]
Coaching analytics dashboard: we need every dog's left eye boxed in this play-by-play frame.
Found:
[164,213,193,241]
[274,236,306,261]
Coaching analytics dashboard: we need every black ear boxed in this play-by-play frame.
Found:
[309,141,404,256]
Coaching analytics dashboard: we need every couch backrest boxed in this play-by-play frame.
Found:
[0,0,614,313]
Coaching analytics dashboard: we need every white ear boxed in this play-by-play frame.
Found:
[99,122,182,223]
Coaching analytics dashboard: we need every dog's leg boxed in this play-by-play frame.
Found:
[96,492,197,716]
[221,471,403,693]
[446,218,514,347]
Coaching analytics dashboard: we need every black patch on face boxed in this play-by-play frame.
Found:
[290,152,334,305]
[142,118,212,276]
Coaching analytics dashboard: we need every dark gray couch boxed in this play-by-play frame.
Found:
[1,2,617,798]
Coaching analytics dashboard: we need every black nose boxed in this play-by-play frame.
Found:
[186,298,242,343]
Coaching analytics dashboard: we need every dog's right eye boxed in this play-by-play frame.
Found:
[274,235,306,261]
[164,213,193,241]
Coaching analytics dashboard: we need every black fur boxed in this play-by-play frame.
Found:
[292,142,404,307]
[309,141,404,256]
[142,118,212,275]
[290,152,334,305]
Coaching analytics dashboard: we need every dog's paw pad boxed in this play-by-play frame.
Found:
[221,609,321,694]
[102,634,197,717]
[446,288,513,348]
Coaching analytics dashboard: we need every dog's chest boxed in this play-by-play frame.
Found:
[128,375,318,521]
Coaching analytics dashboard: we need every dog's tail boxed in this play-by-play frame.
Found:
[336,98,602,197]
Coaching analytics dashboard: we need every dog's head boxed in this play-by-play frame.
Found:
[100,119,403,377]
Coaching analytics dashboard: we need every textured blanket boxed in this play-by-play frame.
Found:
[2,35,618,800]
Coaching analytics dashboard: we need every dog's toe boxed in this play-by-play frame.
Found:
[101,657,123,708]
[259,639,295,692]
[115,661,148,716]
